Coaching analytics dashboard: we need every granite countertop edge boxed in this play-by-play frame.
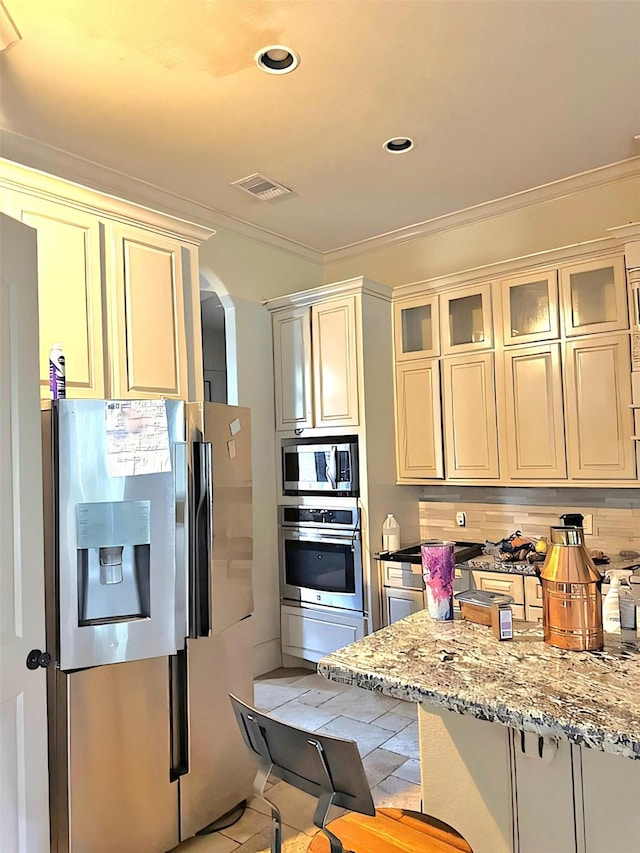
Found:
[317,613,640,761]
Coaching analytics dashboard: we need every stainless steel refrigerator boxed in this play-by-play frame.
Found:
[41,399,255,852]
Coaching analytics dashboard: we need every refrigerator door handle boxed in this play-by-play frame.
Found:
[173,441,189,650]
[169,651,189,780]
[191,441,213,638]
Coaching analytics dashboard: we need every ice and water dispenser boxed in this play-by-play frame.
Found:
[76,500,151,625]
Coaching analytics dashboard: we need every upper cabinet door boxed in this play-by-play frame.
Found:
[500,343,567,479]
[395,359,444,480]
[563,333,635,479]
[272,306,313,431]
[442,352,499,479]
[18,196,106,399]
[499,271,559,346]
[559,257,628,337]
[440,284,493,355]
[312,295,359,428]
[394,294,440,361]
[108,224,188,399]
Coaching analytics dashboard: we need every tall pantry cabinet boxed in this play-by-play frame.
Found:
[0,162,213,401]
[267,277,420,661]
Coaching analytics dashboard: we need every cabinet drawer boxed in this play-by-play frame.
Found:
[471,570,525,605]
[280,604,367,663]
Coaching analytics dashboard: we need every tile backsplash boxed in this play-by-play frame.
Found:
[419,487,640,556]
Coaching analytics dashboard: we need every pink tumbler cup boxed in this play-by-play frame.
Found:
[421,542,456,620]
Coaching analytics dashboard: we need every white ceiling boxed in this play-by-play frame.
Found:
[1,0,639,253]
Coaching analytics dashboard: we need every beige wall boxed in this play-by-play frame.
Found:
[199,228,321,675]
[321,174,640,288]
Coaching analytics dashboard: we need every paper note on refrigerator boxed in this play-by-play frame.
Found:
[105,400,171,477]
[229,417,241,436]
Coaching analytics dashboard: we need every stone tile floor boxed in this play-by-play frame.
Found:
[172,668,421,852]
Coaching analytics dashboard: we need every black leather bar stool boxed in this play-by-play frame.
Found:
[230,694,473,853]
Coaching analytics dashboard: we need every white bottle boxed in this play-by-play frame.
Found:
[602,572,621,635]
[382,514,400,552]
[49,343,66,399]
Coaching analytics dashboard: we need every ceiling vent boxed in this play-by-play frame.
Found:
[231,173,292,201]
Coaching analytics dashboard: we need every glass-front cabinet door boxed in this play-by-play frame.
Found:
[559,256,628,337]
[499,271,559,345]
[393,294,439,361]
[440,283,493,355]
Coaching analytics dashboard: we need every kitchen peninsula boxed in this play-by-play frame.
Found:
[318,612,640,853]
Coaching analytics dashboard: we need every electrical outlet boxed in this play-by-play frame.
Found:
[583,514,594,535]
[456,511,466,528]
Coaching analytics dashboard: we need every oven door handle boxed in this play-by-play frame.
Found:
[325,446,337,490]
[283,531,359,545]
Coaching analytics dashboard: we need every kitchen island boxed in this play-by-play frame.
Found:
[318,612,640,853]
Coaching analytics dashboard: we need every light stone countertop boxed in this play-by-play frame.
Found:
[318,611,640,760]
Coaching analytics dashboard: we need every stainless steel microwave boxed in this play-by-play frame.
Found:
[282,438,359,496]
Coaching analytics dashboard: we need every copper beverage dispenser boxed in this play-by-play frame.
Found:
[539,526,604,651]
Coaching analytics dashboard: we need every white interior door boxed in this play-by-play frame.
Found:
[0,213,50,851]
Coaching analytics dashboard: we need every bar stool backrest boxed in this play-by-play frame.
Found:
[230,694,376,816]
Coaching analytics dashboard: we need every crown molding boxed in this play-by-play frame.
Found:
[263,275,391,311]
[324,157,640,264]
[0,129,323,263]
[393,236,623,299]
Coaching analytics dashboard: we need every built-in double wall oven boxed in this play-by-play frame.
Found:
[279,504,364,614]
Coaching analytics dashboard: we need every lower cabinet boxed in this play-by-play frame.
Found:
[280,604,367,663]
[470,570,526,621]
[418,704,640,853]
[384,587,425,625]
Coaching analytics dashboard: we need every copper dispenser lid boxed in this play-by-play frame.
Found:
[540,526,602,584]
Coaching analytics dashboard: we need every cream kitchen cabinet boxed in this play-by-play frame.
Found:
[16,195,107,399]
[271,294,359,431]
[395,359,444,480]
[498,343,567,479]
[2,163,212,403]
[393,293,440,361]
[442,352,500,479]
[498,269,559,346]
[563,332,635,479]
[559,256,628,337]
[440,283,493,355]
[106,222,189,399]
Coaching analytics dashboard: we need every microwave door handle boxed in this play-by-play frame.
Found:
[326,446,337,490]
[191,441,212,638]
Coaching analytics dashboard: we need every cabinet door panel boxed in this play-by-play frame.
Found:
[500,270,559,346]
[272,307,313,431]
[312,296,359,427]
[440,284,493,355]
[560,257,628,337]
[394,294,440,360]
[501,344,566,479]
[442,353,499,478]
[19,198,105,398]
[395,360,444,479]
[110,225,187,398]
[563,334,635,479]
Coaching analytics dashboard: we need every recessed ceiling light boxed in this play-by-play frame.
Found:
[383,137,414,154]
[255,45,300,75]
